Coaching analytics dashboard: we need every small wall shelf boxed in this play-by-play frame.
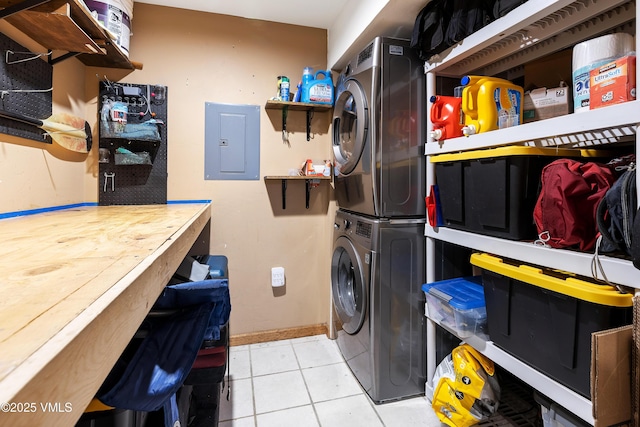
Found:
[264,175,331,209]
[264,100,332,141]
[0,0,141,70]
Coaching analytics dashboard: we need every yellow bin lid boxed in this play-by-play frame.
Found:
[470,253,632,307]
[430,146,613,163]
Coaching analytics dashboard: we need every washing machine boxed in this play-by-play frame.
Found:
[332,37,426,218]
[331,209,426,403]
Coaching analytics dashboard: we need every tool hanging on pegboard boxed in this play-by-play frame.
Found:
[0,33,54,144]
[103,172,115,192]
[99,78,164,141]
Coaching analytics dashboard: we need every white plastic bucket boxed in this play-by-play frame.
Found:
[84,0,133,56]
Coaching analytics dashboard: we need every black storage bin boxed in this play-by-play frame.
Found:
[431,146,609,240]
[471,253,633,398]
[182,256,229,427]
[75,408,147,427]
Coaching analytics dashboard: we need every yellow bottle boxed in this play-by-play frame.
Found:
[461,75,524,135]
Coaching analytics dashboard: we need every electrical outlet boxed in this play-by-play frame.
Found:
[271,267,285,287]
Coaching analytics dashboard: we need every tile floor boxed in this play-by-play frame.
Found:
[218,334,443,427]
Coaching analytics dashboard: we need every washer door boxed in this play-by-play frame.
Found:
[331,235,366,335]
[332,79,368,175]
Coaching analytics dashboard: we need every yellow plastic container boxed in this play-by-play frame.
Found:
[470,252,632,398]
[470,253,631,307]
[461,75,524,135]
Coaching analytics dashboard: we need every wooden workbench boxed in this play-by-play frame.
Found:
[0,202,211,426]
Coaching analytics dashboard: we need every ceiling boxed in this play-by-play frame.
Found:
[133,0,349,30]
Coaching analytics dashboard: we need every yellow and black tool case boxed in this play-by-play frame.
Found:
[470,253,632,398]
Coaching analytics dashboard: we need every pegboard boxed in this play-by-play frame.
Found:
[0,32,53,143]
[98,81,168,206]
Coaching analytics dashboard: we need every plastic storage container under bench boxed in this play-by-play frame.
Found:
[422,276,488,339]
[430,146,610,240]
[470,253,632,398]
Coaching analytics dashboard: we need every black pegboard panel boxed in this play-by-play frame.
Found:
[98,81,168,205]
[0,32,53,143]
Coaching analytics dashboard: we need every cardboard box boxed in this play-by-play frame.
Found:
[591,325,632,427]
[524,86,571,123]
[589,55,636,110]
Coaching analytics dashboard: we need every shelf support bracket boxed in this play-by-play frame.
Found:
[305,179,310,209]
[281,105,288,143]
[281,178,287,210]
[49,50,80,66]
[304,179,321,209]
[0,0,48,20]
[306,110,313,141]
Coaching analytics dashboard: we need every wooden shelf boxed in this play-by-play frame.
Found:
[0,0,140,70]
[265,100,332,141]
[264,175,331,180]
[264,175,331,209]
[264,99,333,112]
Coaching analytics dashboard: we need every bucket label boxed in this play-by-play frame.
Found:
[106,6,124,39]
[86,1,131,54]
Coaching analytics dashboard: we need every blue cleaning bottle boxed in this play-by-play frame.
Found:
[293,81,302,102]
[301,69,334,105]
[300,67,314,103]
[310,70,334,105]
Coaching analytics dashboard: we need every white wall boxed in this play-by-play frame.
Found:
[327,0,429,70]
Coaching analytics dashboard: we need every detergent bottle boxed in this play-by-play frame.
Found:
[301,69,334,105]
[300,67,314,103]
[429,87,464,141]
[461,75,523,136]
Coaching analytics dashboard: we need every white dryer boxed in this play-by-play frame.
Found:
[333,37,426,218]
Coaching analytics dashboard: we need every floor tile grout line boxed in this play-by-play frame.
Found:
[291,339,324,426]
[248,342,258,426]
[366,391,387,427]
[297,336,386,427]
[220,336,441,426]
[225,336,420,426]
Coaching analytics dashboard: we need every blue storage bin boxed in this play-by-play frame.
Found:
[204,255,228,279]
[422,276,488,339]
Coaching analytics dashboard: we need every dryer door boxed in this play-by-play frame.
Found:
[332,79,368,175]
[331,235,367,335]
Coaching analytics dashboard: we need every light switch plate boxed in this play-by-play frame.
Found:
[271,267,285,287]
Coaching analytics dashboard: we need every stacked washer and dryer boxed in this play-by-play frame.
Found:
[330,37,427,403]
